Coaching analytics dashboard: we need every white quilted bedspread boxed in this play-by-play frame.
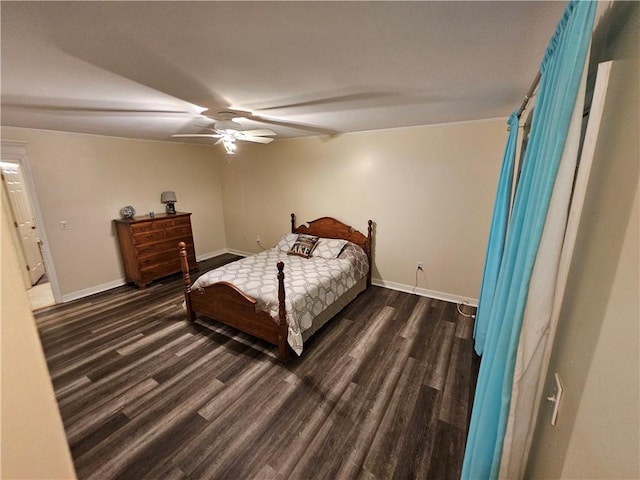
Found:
[190,245,368,355]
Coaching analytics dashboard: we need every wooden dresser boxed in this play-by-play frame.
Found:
[114,212,196,289]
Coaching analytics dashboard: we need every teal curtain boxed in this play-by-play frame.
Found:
[462,1,596,478]
[473,111,519,356]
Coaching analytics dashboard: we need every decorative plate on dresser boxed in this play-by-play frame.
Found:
[114,212,197,289]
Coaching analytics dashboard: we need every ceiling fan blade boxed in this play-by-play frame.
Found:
[224,108,338,136]
[171,133,221,138]
[255,92,396,111]
[4,102,195,116]
[241,128,276,137]
[235,134,274,144]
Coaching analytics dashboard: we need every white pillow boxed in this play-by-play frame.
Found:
[275,233,298,251]
[313,238,348,259]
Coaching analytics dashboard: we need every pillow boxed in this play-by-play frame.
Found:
[313,238,348,259]
[275,233,298,251]
[338,242,370,279]
[287,234,319,258]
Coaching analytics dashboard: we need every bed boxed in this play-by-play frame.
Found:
[178,213,373,362]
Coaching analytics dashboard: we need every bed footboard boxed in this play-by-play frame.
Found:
[178,242,290,362]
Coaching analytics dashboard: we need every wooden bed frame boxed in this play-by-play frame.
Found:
[178,213,373,362]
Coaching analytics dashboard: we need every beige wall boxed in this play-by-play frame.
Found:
[526,2,639,477]
[2,113,506,304]
[221,118,506,302]
[1,190,77,479]
[1,127,227,300]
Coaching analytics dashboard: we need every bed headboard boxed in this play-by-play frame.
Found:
[290,213,373,284]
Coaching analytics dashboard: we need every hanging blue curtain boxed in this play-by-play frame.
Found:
[473,111,519,356]
[462,1,596,479]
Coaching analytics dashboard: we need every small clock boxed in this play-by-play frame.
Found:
[120,205,136,219]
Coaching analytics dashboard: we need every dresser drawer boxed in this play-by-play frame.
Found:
[172,216,192,227]
[132,224,192,245]
[130,221,155,234]
[133,229,168,244]
[140,259,181,282]
[150,216,191,230]
[135,238,194,258]
[130,215,191,232]
[164,225,193,239]
[151,219,175,230]
[138,250,175,268]
[138,249,196,269]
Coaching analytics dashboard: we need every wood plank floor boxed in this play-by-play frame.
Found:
[35,254,480,480]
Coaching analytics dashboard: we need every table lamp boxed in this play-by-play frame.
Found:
[161,191,177,214]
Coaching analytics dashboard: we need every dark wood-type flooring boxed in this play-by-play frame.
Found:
[35,254,480,480]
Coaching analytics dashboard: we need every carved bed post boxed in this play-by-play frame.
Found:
[276,261,289,362]
[366,219,373,286]
[179,242,195,321]
[290,212,296,234]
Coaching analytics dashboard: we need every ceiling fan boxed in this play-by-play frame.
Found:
[172,111,276,154]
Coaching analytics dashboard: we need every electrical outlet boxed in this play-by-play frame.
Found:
[416,262,424,271]
[256,236,261,243]
[60,220,68,230]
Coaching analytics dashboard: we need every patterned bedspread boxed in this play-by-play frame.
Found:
[190,244,369,355]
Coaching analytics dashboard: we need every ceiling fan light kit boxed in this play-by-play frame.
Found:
[171,110,276,154]
[222,138,237,155]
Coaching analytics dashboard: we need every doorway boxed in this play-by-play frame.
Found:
[1,141,59,309]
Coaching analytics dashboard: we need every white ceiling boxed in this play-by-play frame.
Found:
[1,1,566,143]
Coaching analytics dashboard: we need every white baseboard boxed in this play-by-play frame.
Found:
[225,248,251,257]
[60,250,244,303]
[371,278,478,307]
[61,279,126,303]
[196,249,230,261]
[207,251,478,306]
[60,254,477,309]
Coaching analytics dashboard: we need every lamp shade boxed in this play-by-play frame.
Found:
[161,191,177,204]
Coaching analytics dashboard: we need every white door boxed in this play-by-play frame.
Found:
[1,161,46,285]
